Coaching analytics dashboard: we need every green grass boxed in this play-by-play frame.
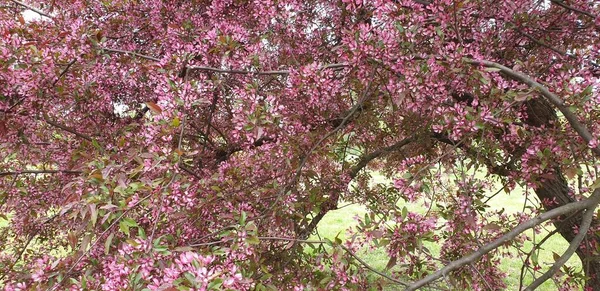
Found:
[312,179,581,290]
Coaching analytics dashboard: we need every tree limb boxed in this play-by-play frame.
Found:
[464,58,600,157]
[52,59,77,86]
[349,134,417,179]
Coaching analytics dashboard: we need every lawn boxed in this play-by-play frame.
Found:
[312,174,581,290]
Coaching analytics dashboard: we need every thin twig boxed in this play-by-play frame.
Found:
[48,193,154,291]
[52,59,77,86]
[147,116,186,249]
[0,235,35,282]
[515,29,570,57]
[287,72,375,239]
[517,209,586,289]
[518,228,560,290]
[178,164,201,180]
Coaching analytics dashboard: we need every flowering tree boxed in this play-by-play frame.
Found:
[1,0,600,290]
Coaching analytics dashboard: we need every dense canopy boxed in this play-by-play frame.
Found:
[1,0,600,290]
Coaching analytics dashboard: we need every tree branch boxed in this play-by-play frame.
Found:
[11,0,53,19]
[349,134,417,179]
[52,192,154,290]
[0,170,82,177]
[515,29,571,57]
[187,63,348,76]
[549,0,597,19]
[406,188,600,291]
[465,58,600,157]
[518,209,584,290]
[43,113,93,142]
[52,59,77,86]
[294,74,376,239]
[100,47,161,62]
[257,237,410,287]
[298,135,418,240]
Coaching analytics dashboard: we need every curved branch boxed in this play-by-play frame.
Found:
[517,209,584,290]
[465,58,600,157]
[406,188,600,291]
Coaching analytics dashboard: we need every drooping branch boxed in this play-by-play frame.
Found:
[405,188,600,291]
[299,134,417,240]
[295,74,376,239]
[431,132,515,176]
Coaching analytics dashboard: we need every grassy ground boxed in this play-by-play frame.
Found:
[312,179,581,290]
